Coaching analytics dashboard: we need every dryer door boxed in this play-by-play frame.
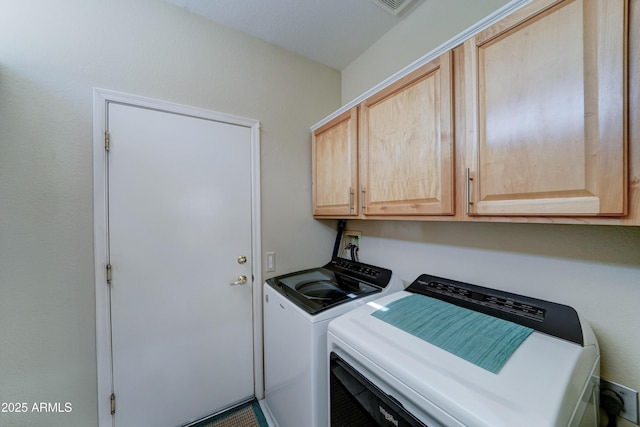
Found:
[330,352,429,427]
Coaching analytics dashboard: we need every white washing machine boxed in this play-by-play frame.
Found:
[263,258,402,427]
[328,274,600,427]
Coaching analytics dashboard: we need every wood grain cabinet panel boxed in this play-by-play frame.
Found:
[360,51,454,216]
[464,0,628,216]
[312,108,359,216]
[311,0,638,225]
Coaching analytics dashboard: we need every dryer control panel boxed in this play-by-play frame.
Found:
[407,274,584,346]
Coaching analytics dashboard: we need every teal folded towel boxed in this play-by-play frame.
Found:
[371,294,533,373]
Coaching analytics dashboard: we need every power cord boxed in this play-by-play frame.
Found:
[601,388,624,427]
[350,242,359,262]
[343,242,359,262]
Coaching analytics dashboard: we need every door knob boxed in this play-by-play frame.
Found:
[237,255,247,264]
[231,275,248,286]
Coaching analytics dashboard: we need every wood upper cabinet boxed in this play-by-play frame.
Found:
[312,107,359,216]
[464,0,628,216]
[360,51,454,216]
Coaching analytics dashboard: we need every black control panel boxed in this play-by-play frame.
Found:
[424,280,546,322]
[406,274,584,346]
[327,258,392,288]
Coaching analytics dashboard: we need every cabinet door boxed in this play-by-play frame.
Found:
[360,51,454,216]
[312,108,359,216]
[465,0,627,216]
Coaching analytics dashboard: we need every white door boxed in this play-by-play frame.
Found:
[107,102,254,427]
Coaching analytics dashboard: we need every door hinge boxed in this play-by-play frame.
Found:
[110,393,116,415]
[105,131,110,151]
[106,264,112,284]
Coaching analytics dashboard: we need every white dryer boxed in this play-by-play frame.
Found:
[263,258,402,427]
[328,274,600,427]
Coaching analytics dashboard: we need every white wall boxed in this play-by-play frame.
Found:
[342,0,512,103]
[0,1,339,425]
[354,221,640,383]
[340,1,640,426]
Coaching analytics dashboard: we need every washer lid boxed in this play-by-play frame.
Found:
[295,279,349,300]
[267,267,381,315]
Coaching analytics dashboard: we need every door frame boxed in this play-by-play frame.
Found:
[92,88,262,427]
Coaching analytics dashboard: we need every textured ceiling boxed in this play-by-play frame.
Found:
[164,0,421,70]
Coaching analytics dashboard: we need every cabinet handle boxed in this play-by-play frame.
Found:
[360,185,366,212]
[348,187,354,213]
[465,168,474,215]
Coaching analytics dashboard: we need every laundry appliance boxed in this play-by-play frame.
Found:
[263,256,401,427]
[328,274,600,427]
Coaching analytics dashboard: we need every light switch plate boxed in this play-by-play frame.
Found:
[266,252,276,273]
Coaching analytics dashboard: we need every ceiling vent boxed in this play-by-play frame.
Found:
[370,0,415,16]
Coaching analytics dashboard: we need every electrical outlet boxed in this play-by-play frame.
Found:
[339,231,361,261]
[601,378,639,424]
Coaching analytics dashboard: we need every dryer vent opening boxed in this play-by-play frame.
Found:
[370,0,415,16]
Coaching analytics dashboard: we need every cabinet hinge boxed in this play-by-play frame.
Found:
[110,393,116,415]
[106,264,112,285]
[105,131,110,151]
